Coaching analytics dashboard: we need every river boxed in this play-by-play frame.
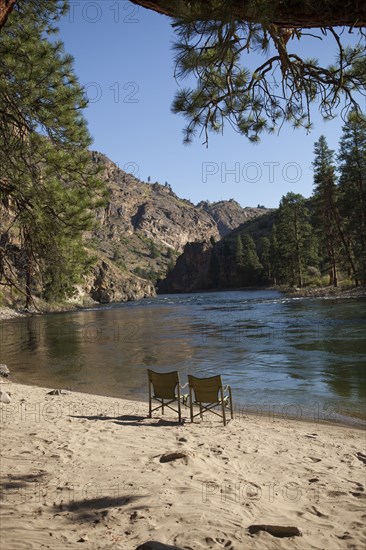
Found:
[1,290,365,426]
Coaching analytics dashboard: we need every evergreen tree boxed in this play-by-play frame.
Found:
[0,1,105,306]
[240,234,263,286]
[235,235,244,269]
[269,224,280,286]
[312,136,340,286]
[208,246,220,288]
[337,112,366,284]
[170,3,365,145]
[275,193,316,287]
[259,236,271,283]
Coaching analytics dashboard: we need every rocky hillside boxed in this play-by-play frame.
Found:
[0,150,272,306]
[92,152,220,253]
[84,152,221,301]
[197,199,270,237]
[88,154,275,302]
[158,211,275,293]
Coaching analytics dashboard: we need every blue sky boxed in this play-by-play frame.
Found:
[59,1,362,208]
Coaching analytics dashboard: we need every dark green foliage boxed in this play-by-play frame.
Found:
[240,234,263,286]
[174,117,365,291]
[171,4,365,145]
[312,136,340,286]
[134,266,159,283]
[235,235,244,269]
[166,247,174,259]
[209,247,220,287]
[149,240,160,259]
[0,1,106,305]
[166,258,176,274]
[258,236,271,283]
[337,112,366,284]
[271,193,316,287]
[269,224,280,286]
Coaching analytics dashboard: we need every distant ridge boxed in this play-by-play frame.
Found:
[197,199,272,237]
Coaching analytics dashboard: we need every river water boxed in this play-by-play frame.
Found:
[1,290,365,426]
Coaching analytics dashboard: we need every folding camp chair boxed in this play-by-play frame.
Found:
[147,369,187,423]
[188,374,233,426]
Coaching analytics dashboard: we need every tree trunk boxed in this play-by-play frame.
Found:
[333,209,359,285]
[293,207,303,288]
[0,0,16,31]
[131,0,366,28]
[331,263,338,288]
[25,254,32,310]
[328,244,338,287]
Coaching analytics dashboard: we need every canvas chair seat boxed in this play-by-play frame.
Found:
[147,369,186,423]
[188,374,233,426]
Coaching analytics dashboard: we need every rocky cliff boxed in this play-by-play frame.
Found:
[197,199,271,237]
[84,152,221,301]
[92,152,220,254]
[159,211,275,293]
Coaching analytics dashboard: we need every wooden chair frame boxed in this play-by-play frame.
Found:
[188,374,233,426]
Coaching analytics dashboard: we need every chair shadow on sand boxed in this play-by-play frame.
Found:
[69,369,233,427]
[69,413,184,427]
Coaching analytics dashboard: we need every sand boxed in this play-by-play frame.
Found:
[0,382,365,550]
[0,308,26,321]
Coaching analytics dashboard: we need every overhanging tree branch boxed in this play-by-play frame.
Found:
[0,0,16,31]
[131,0,366,28]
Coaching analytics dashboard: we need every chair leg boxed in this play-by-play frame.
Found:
[178,391,182,424]
[221,388,226,426]
[189,387,194,423]
[200,403,203,419]
[162,398,164,415]
[229,388,234,420]
[148,382,152,418]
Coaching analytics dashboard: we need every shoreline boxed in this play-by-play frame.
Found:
[282,284,366,299]
[7,379,366,432]
[1,285,365,322]
[1,382,365,549]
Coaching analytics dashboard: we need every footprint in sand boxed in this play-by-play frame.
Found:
[309,505,329,518]
[205,536,232,548]
[350,492,366,499]
[327,490,348,498]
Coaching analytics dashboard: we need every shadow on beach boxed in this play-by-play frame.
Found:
[69,414,184,427]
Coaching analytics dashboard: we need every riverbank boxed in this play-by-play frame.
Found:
[0,307,27,321]
[0,297,98,322]
[283,284,366,299]
[1,382,365,550]
[1,285,365,322]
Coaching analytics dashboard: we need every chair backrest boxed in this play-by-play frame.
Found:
[188,374,222,403]
[148,369,179,399]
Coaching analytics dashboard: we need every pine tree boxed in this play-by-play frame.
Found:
[269,224,280,286]
[235,235,244,269]
[0,1,105,306]
[337,112,366,284]
[208,246,220,288]
[259,236,271,283]
[312,136,340,286]
[275,193,315,287]
[241,234,263,286]
[169,3,365,145]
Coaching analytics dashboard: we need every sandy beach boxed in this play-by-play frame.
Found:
[0,382,365,550]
